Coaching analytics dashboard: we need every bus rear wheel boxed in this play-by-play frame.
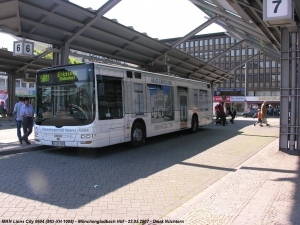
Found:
[130,122,145,148]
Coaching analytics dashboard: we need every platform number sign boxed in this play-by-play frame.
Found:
[267,0,287,18]
[263,0,294,26]
[13,40,34,57]
[272,0,282,14]
[14,42,22,55]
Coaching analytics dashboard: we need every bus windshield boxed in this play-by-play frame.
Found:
[36,64,95,126]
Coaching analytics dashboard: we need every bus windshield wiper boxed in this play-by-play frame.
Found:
[71,112,88,123]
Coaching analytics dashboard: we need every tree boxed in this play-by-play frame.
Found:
[34,49,82,64]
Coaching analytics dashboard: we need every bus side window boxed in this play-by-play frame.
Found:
[98,79,123,120]
[97,83,106,96]
[134,83,144,115]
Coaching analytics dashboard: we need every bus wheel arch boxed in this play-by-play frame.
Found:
[190,114,198,133]
[130,119,146,148]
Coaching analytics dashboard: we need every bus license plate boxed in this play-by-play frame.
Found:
[52,141,65,146]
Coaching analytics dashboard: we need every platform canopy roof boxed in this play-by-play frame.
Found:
[189,0,300,63]
[0,48,52,79]
[0,0,234,84]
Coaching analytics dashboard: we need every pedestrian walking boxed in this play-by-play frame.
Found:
[13,97,24,144]
[261,101,269,126]
[219,102,226,126]
[215,103,221,125]
[227,103,235,124]
[231,103,237,124]
[0,101,6,117]
[20,97,35,145]
[254,109,263,127]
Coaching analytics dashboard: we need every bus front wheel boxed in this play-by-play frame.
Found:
[130,122,145,148]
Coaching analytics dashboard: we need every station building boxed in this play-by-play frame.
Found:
[160,32,281,114]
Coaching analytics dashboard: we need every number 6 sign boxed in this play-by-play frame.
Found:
[263,0,294,27]
[13,40,34,57]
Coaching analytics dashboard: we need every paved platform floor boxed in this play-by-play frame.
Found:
[0,117,299,225]
[0,118,55,155]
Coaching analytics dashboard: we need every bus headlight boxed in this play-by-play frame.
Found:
[81,134,93,139]
[35,133,39,137]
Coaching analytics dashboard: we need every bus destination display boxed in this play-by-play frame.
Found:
[40,74,50,83]
[57,71,77,82]
[38,70,80,84]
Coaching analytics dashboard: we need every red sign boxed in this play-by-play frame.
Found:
[213,96,230,102]
[0,90,8,94]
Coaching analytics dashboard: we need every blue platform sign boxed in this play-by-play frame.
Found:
[28,90,36,95]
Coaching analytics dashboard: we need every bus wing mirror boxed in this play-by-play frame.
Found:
[97,83,106,96]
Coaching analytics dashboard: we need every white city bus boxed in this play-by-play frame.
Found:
[34,63,212,148]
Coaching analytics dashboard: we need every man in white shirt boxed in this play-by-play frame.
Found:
[20,97,35,145]
[13,97,24,144]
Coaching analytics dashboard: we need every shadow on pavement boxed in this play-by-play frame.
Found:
[0,119,278,210]
[290,156,300,224]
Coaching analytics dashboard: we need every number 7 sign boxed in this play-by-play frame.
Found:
[272,0,282,14]
[263,0,294,27]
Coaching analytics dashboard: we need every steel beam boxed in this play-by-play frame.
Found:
[171,16,219,48]
[77,35,154,61]
[16,2,180,64]
[153,17,219,65]
[244,40,280,63]
[212,20,280,62]
[28,3,59,34]
[194,0,281,51]
[20,17,73,36]
[235,0,281,50]
[7,73,15,113]
[207,40,245,64]
[158,56,229,82]
[18,23,164,65]
[297,29,300,150]
[217,16,270,43]
[226,53,260,73]
[279,28,290,150]
[69,44,146,66]
[224,0,255,25]
[14,50,52,73]
[65,0,121,44]
[18,2,83,27]
[189,0,258,33]
[14,0,21,36]
[49,0,95,17]
[295,0,300,19]
[61,42,69,65]
[290,32,297,150]
[235,0,262,13]
[215,21,279,57]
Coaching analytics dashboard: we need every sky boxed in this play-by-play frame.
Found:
[69,0,225,39]
[0,0,225,51]
[0,32,18,51]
